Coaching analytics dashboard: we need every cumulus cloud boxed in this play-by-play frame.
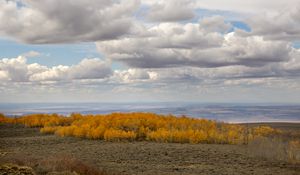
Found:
[145,0,195,22]
[0,56,112,82]
[22,51,41,58]
[199,16,231,33]
[281,48,300,75]
[0,0,140,44]
[0,56,29,81]
[69,59,112,80]
[0,70,8,80]
[30,58,112,81]
[245,5,300,41]
[113,69,158,83]
[97,18,292,68]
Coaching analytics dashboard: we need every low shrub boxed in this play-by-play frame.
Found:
[248,137,300,163]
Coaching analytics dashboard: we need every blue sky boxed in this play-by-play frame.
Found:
[0,38,100,66]
[0,0,300,103]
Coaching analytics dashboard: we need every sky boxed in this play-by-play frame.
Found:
[0,0,300,103]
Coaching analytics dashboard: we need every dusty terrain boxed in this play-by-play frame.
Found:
[0,123,299,175]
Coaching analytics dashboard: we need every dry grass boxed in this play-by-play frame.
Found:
[248,137,300,164]
[0,163,36,175]
[287,140,300,163]
[0,153,112,175]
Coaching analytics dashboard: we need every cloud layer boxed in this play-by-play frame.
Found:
[0,0,300,103]
[1,48,300,85]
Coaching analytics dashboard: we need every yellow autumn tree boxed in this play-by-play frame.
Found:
[0,112,283,145]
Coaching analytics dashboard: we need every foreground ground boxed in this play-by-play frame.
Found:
[0,123,299,175]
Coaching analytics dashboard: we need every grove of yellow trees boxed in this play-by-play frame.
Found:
[0,112,280,144]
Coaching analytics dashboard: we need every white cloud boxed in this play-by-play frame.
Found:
[0,56,112,82]
[30,58,112,81]
[0,70,8,80]
[97,19,292,68]
[22,51,41,58]
[0,0,140,43]
[281,48,300,74]
[245,5,300,41]
[199,16,231,33]
[0,56,28,81]
[145,0,195,22]
[29,65,69,81]
[113,68,157,83]
[68,58,112,80]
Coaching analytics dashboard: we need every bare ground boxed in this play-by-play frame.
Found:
[0,124,299,175]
